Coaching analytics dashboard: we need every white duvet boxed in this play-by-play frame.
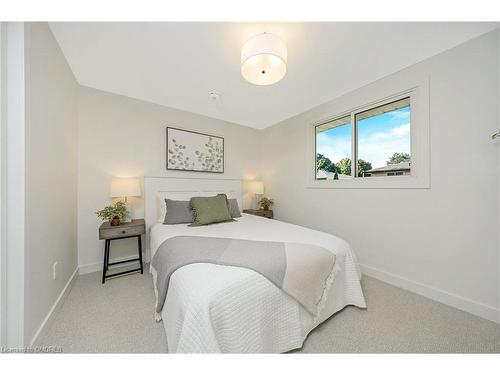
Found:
[150,214,366,353]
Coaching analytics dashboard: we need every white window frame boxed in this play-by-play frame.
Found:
[307,74,430,189]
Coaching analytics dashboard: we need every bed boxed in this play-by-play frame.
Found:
[145,177,366,353]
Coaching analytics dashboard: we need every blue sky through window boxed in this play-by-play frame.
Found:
[317,105,410,169]
[316,123,352,165]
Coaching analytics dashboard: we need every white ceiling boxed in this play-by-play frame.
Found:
[49,22,498,129]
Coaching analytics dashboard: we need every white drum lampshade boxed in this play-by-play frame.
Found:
[110,177,141,223]
[248,180,264,195]
[241,33,287,86]
[110,177,141,199]
[247,180,264,210]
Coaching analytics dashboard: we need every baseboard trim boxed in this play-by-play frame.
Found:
[359,263,500,324]
[30,267,78,346]
[78,253,146,275]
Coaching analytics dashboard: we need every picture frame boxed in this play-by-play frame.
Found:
[166,127,224,173]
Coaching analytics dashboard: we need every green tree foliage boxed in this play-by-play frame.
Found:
[336,158,372,176]
[316,153,336,172]
[336,158,352,175]
[357,159,373,176]
[387,152,410,165]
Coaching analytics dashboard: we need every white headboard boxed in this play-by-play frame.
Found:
[144,176,243,256]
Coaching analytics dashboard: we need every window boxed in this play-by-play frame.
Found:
[315,96,411,181]
[315,115,352,180]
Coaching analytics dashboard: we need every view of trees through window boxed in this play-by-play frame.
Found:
[315,97,411,180]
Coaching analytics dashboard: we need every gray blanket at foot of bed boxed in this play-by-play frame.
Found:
[151,235,336,317]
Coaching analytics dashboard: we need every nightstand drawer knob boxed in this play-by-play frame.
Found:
[121,230,126,234]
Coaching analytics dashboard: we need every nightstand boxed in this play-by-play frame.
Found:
[98,219,145,284]
[243,209,274,219]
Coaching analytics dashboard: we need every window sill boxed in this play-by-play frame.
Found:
[306,175,430,189]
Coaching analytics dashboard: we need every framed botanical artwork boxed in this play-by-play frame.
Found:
[166,127,224,173]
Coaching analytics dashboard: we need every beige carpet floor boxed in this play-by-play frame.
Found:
[38,267,500,353]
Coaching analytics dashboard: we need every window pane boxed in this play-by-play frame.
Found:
[356,97,411,177]
[315,115,352,180]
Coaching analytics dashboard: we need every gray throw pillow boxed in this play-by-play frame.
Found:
[163,199,193,224]
[227,198,242,218]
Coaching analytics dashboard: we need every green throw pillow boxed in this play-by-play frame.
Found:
[189,194,234,226]
[216,194,242,218]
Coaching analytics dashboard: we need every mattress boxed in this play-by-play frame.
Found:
[150,213,366,353]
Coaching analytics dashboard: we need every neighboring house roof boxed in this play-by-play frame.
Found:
[367,161,411,173]
[316,170,336,179]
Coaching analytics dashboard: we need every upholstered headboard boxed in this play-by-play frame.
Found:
[144,176,243,258]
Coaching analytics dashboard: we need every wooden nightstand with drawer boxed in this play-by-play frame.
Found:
[98,219,145,284]
[243,209,274,219]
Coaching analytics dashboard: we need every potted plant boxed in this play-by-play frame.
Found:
[96,201,128,226]
[258,197,274,211]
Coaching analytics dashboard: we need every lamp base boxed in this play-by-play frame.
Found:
[122,201,133,223]
[254,193,262,210]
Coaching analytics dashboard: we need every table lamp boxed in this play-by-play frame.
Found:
[248,180,264,209]
[110,177,141,223]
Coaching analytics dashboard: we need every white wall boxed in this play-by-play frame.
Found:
[77,86,261,273]
[0,22,3,346]
[25,22,78,343]
[497,30,500,306]
[260,30,500,322]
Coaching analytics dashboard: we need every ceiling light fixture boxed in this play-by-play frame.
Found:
[241,32,287,86]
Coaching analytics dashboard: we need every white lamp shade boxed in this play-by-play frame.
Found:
[110,177,141,198]
[248,180,264,195]
[241,33,287,86]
